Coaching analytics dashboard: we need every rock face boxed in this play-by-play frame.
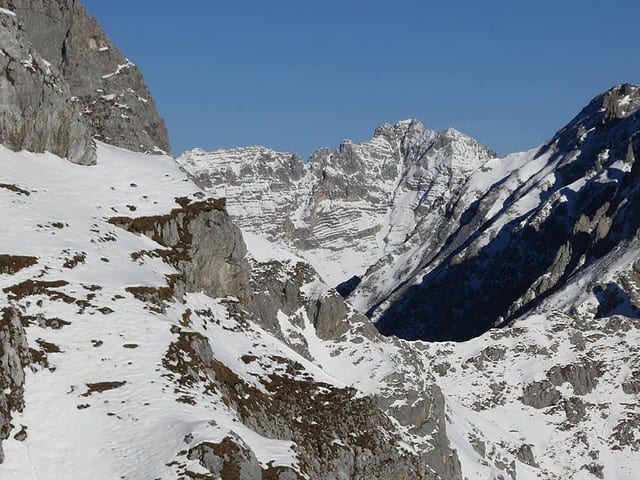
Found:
[0,308,30,463]
[178,121,496,287]
[109,197,251,302]
[0,0,169,162]
[186,435,263,480]
[0,7,95,164]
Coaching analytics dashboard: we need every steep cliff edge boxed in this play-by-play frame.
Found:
[0,0,170,161]
[0,7,95,164]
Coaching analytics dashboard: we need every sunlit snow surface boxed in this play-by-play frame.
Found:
[0,144,301,478]
[1,144,638,479]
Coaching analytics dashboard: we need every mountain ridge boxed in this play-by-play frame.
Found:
[374,82,640,341]
[178,119,497,287]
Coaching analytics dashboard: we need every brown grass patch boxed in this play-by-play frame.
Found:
[0,183,30,195]
[0,254,38,274]
[3,279,69,299]
[81,381,126,397]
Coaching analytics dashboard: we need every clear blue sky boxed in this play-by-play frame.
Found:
[83,0,640,158]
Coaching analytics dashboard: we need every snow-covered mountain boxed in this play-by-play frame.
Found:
[2,144,639,479]
[175,83,640,478]
[2,143,639,479]
[1,1,639,479]
[0,143,462,479]
[373,83,640,341]
[177,121,496,287]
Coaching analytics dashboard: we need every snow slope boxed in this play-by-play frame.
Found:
[0,144,295,478]
[0,144,455,479]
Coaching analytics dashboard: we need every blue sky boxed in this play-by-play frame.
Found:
[83,1,640,158]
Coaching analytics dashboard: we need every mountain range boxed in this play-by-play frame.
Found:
[0,1,639,479]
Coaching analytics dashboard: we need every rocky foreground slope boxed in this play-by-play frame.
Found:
[0,145,449,479]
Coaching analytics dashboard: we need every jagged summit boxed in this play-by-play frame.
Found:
[178,119,497,286]
[545,83,640,158]
[585,83,640,121]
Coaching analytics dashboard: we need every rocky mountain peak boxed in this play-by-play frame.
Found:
[540,83,640,180]
[371,84,640,342]
[600,83,640,121]
[553,84,639,142]
[179,120,496,287]
[373,119,435,153]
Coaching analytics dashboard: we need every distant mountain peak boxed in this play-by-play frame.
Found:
[178,117,496,287]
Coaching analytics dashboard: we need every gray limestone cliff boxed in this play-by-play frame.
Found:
[178,121,497,287]
[0,0,170,162]
[0,307,30,464]
[0,8,95,164]
[109,197,251,303]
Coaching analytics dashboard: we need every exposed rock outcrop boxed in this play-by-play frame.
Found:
[110,198,250,301]
[0,7,95,164]
[165,326,445,480]
[0,0,169,163]
[0,307,30,463]
[8,0,170,153]
[187,435,263,480]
